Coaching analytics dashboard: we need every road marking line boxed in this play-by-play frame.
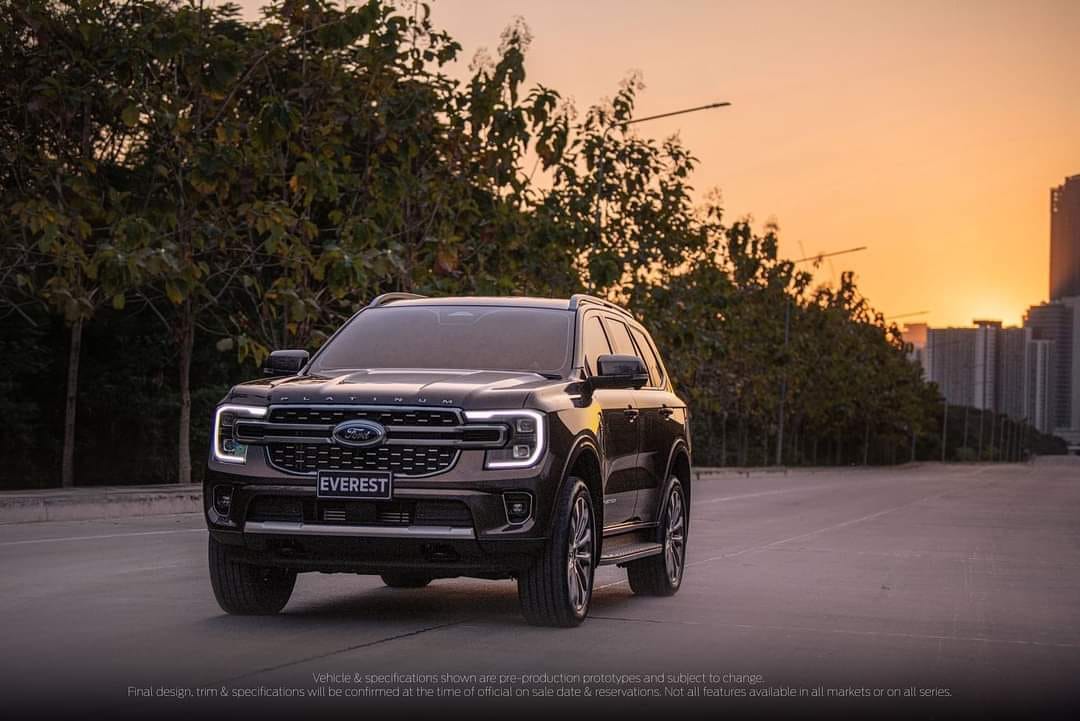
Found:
[689,493,944,567]
[0,528,205,547]
[596,489,955,591]
[696,483,845,504]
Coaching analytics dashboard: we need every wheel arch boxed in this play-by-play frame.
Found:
[662,441,693,519]
[557,435,604,548]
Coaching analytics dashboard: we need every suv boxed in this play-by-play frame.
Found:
[204,294,691,626]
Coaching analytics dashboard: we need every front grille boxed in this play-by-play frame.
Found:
[257,405,476,477]
[268,443,457,476]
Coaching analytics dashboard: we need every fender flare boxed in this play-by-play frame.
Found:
[654,440,692,524]
[551,432,603,531]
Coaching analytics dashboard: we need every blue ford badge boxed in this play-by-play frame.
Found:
[332,419,387,447]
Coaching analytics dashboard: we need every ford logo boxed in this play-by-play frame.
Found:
[332,420,387,448]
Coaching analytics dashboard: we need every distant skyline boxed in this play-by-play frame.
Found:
[230,0,1080,327]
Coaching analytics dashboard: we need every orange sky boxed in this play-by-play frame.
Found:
[234,0,1080,327]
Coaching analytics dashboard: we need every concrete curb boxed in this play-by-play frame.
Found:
[0,461,951,524]
[0,485,202,524]
[694,466,821,480]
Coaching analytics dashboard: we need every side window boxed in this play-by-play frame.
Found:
[582,315,613,375]
[603,318,638,357]
[629,327,663,388]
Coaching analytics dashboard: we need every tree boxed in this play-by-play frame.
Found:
[2,0,164,485]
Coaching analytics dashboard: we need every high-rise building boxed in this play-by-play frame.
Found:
[1050,175,1080,301]
[1060,296,1080,435]
[922,320,1050,432]
[1024,301,1074,430]
[973,320,1001,410]
[1024,335,1056,433]
[998,326,1028,421]
[925,327,975,406]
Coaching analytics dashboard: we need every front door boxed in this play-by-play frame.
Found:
[581,312,639,526]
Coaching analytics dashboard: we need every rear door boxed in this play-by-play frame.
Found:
[581,313,638,526]
[627,324,682,523]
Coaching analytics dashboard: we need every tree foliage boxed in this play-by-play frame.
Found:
[0,0,1052,487]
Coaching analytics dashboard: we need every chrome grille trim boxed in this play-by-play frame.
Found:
[254,404,495,477]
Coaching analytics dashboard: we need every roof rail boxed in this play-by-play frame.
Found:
[368,292,427,308]
[568,293,634,318]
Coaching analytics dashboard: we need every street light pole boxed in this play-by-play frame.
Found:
[775,246,867,466]
[594,101,731,244]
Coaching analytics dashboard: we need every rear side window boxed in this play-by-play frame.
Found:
[629,327,663,387]
[603,318,638,357]
[582,315,613,375]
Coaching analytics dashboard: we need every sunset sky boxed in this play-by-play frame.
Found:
[234,0,1080,327]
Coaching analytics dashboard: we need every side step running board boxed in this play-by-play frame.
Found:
[598,541,663,567]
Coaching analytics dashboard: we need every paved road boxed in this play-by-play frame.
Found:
[2,462,1078,719]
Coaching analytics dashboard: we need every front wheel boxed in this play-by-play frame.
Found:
[627,479,687,596]
[518,477,596,627]
[208,535,296,615]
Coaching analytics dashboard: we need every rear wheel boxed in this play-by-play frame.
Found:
[208,535,296,615]
[518,477,596,627]
[380,572,432,588]
[627,479,687,596]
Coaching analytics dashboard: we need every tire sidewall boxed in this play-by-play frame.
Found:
[662,479,687,592]
[560,478,597,622]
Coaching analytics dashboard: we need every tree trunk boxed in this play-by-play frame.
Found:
[862,419,871,465]
[720,412,727,467]
[61,319,83,488]
[737,415,748,466]
[177,302,194,484]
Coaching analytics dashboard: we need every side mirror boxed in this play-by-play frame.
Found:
[263,349,309,377]
[589,354,649,390]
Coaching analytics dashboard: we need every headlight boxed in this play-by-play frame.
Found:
[212,404,267,464]
[463,409,546,469]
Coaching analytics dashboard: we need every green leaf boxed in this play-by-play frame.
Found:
[165,282,183,305]
[121,103,140,127]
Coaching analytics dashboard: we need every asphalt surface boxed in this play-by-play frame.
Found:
[2,461,1078,719]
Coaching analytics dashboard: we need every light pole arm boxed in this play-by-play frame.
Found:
[592,100,731,249]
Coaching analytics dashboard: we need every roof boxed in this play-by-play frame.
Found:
[367,293,633,318]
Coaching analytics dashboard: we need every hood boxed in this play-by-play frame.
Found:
[226,369,561,410]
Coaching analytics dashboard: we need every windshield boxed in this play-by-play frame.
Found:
[310,305,574,375]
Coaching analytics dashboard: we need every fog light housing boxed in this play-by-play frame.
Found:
[212,485,234,516]
[503,492,533,525]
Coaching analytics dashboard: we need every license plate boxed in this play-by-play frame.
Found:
[316,470,393,500]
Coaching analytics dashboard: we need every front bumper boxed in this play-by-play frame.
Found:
[203,450,559,576]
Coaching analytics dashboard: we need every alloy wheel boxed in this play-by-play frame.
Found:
[664,488,685,585]
[566,495,594,613]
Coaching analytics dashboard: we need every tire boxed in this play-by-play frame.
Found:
[380,572,433,588]
[208,535,296,615]
[518,477,597,627]
[627,479,687,596]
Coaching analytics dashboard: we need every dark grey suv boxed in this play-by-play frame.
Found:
[204,294,691,626]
